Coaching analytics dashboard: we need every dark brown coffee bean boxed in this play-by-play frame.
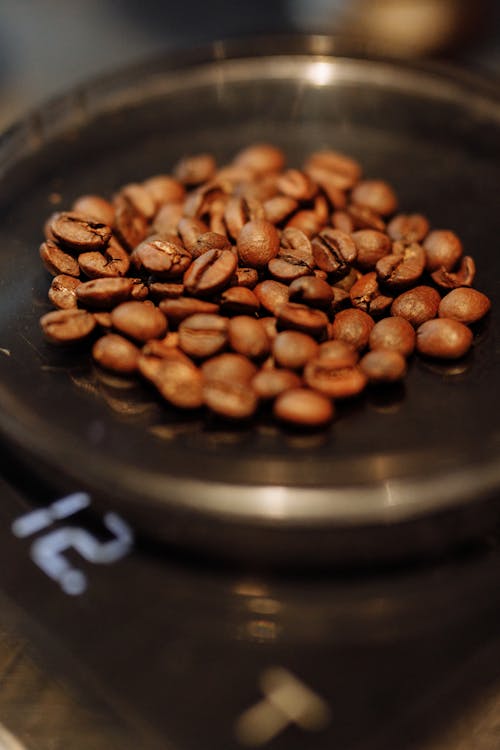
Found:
[174,153,216,185]
[233,144,285,175]
[330,287,351,314]
[191,231,232,260]
[387,213,429,243]
[231,267,259,289]
[79,236,130,279]
[331,309,374,351]
[424,230,463,272]
[76,277,135,309]
[148,282,184,301]
[219,287,260,315]
[351,180,398,216]
[318,340,359,366]
[237,220,280,268]
[50,211,112,252]
[285,210,323,238]
[251,368,302,400]
[183,248,237,296]
[416,318,473,359]
[272,331,319,370]
[351,230,391,271]
[304,358,367,399]
[139,354,204,409]
[111,301,167,342]
[391,285,441,327]
[48,275,80,309]
[253,280,289,315]
[347,204,386,232]
[40,308,96,344]
[153,203,185,235]
[360,350,407,383]
[268,227,315,282]
[438,287,491,324]
[119,183,156,220]
[178,313,228,359]
[201,353,257,384]
[228,316,270,360]
[277,303,329,339]
[288,276,333,309]
[431,256,475,290]
[263,196,298,224]
[304,150,361,188]
[114,196,149,250]
[331,210,355,233]
[224,195,265,239]
[349,272,393,317]
[159,297,219,327]
[311,228,357,279]
[142,175,185,206]
[92,334,140,373]
[273,387,334,427]
[375,241,425,289]
[369,316,415,357]
[203,379,258,419]
[40,240,80,277]
[72,195,115,226]
[133,234,191,278]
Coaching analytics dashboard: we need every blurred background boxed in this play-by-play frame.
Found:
[1,0,499,131]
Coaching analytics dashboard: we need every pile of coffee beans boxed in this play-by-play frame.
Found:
[39,144,491,428]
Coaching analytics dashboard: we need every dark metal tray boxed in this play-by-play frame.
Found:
[0,37,499,562]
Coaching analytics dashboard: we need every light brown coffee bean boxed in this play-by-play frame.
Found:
[133,234,192,278]
[190,231,232,260]
[416,318,473,359]
[237,220,280,268]
[331,309,375,351]
[178,313,228,359]
[147,282,184,301]
[285,210,323,238]
[40,240,80,277]
[159,297,219,327]
[424,230,463,272]
[50,211,112,252]
[318,340,359,367]
[360,350,407,383]
[72,195,115,226]
[251,368,302,400]
[431,256,475,290]
[387,213,429,243]
[228,316,270,360]
[349,272,393,317]
[304,149,361,188]
[263,196,298,224]
[201,353,257,384]
[273,388,334,427]
[391,285,441,327]
[177,217,209,253]
[369,316,416,357]
[268,227,315,282]
[79,236,130,279]
[224,195,265,239]
[331,210,355,233]
[304,358,368,398]
[139,355,204,409]
[48,274,80,309]
[183,248,237,296]
[76,277,135,309]
[351,180,398,216]
[94,311,113,329]
[203,380,258,419]
[111,301,167,342]
[351,230,391,271]
[277,303,329,339]
[438,287,491,324]
[153,203,185,235]
[311,228,357,279]
[231,267,259,289]
[114,196,149,250]
[40,308,96,344]
[233,143,285,175]
[254,280,290,315]
[92,334,140,373]
[272,331,319,370]
[261,317,278,341]
[347,204,386,232]
[142,175,185,206]
[375,240,425,290]
[219,287,260,315]
[288,276,333,309]
[174,153,216,185]
[119,183,156,220]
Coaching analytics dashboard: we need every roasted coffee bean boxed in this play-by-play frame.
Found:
[174,153,216,185]
[360,350,407,383]
[142,337,187,360]
[438,287,491,324]
[238,172,280,202]
[416,318,473,359]
[119,183,156,220]
[269,227,315,282]
[40,308,96,344]
[369,316,416,357]
[318,340,359,367]
[334,267,361,292]
[347,204,386,232]
[183,248,237,296]
[233,143,285,175]
[391,285,441,327]
[331,210,355,233]
[304,164,352,200]
[288,276,333,309]
[48,274,80,309]
[139,354,204,409]
[254,280,289,315]
[133,234,192,278]
[111,301,167,342]
[224,195,265,239]
[191,231,232,260]
[304,358,367,398]
[94,311,113,329]
[272,331,319,370]
[351,230,391,271]
[153,203,185,235]
[285,210,323,238]
[237,220,280,268]
[311,228,356,279]
[92,334,140,373]
[178,313,228,359]
[203,379,258,419]
[202,353,257,385]
[228,316,270,360]
[349,272,393,317]
[130,279,149,300]
[273,387,334,427]
[183,180,227,219]
[431,256,475,290]
[263,195,298,224]
[72,195,115,226]
[50,211,112,252]
[304,149,361,188]
[79,236,130,279]
[231,267,259,289]
[114,196,149,250]
[375,241,425,289]
[387,213,429,243]
[142,175,185,206]
[76,277,135,309]
[251,368,302,400]
[330,287,351,314]
[219,286,260,315]
[40,240,80,277]
[176,217,208,253]
[424,230,463,272]
[159,297,219,327]
[351,180,397,216]
[148,282,184,301]
[331,309,374,351]
[261,316,278,341]
[277,303,329,339]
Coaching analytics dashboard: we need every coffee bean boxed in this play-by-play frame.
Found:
[203,379,258,419]
[233,144,285,175]
[334,267,361,292]
[142,175,185,206]
[391,285,441,327]
[369,316,416,357]
[111,301,167,342]
[202,353,257,384]
[94,311,113,329]
[190,231,232,260]
[254,280,289,315]
[304,149,361,188]
[330,287,351,314]
[331,210,355,233]
[183,248,237,296]
[375,240,425,289]
[142,337,188,361]
[318,340,359,367]
[174,153,216,185]
[72,195,115,226]
[231,267,259,289]
[153,203,185,235]
[272,331,319,370]
[147,282,184,301]
[139,354,204,409]
[424,230,463,272]
[261,317,278,341]
[288,276,333,309]
[277,303,329,339]
[76,277,136,309]
[223,195,265,239]
[351,180,398,216]
[183,180,227,219]
[178,313,228,359]
[304,358,367,398]
[360,350,407,383]
[263,195,298,224]
[40,240,80,277]
[228,316,270,360]
[251,368,302,400]
[92,334,140,373]
[277,168,317,202]
[438,287,491,324]
[431,256,475,290]
[133,234,192,278]
[48,274,80,309]
[347,204,386,232]
[416,318,473,359]
[387,213,429,243]
[40,308,96,344]
[159,297,219,327]
[285,210,323,238]
[114,196,149,250]
[349,272,393,317]
[237,220,280,268]
[311,228,357,279]
[273,388,334,427]
[119,183,156,220]
[219,286,260,315]
[130,279,149,301]
[351,230,391,271]
[79,236,130,279]
[50,211,112,252]
[331,309,374,351]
